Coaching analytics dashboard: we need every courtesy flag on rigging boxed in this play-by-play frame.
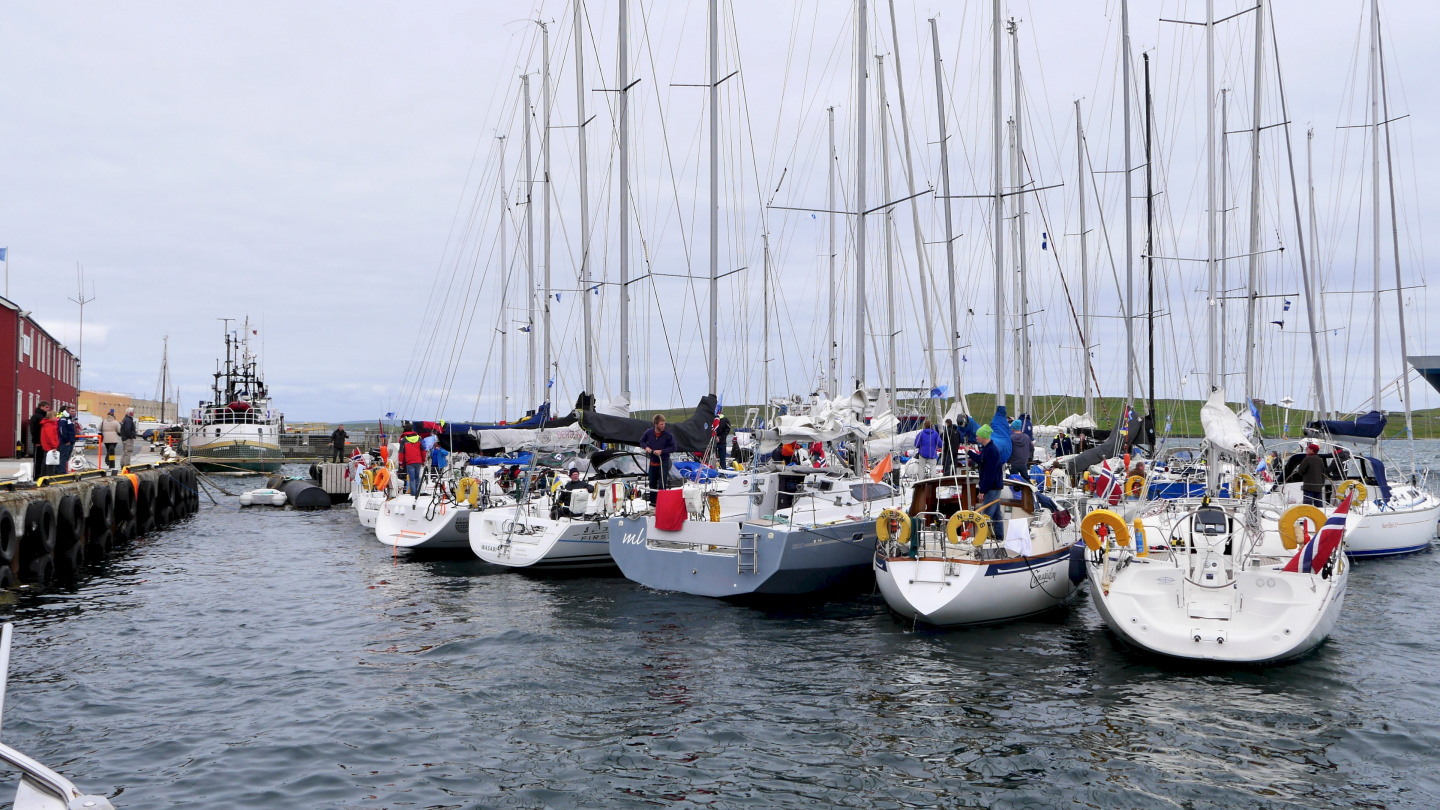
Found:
[1095,459,1123,506]
[1282,490,1354,574]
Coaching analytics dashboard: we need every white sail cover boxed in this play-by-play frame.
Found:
[1200,390,1255,456]
[1058,413,1097,431]
[756,389,870,453]
[476,425,588,452]
[595,395,631,418]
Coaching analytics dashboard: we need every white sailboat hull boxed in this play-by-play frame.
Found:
[874,545,1079,626]
[470,506,614,569]
[374,495,472,550]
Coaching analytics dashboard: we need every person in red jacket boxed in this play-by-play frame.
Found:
[399,431,426,496]
[39,412,61,477]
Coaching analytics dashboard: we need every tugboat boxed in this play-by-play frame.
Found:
[184,317,284,473]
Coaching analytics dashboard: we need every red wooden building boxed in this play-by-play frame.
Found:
[0,296,79,458]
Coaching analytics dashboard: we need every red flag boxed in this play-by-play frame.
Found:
[869,453,894,483]
[1283,490,1354,573]
[1096,460,1122,505]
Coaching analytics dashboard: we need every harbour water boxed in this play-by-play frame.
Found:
[1,441,1437,808]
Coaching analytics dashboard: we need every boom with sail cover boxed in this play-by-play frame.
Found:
[578,395,720,454]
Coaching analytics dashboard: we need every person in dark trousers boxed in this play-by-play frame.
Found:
[57,409,77,474]
[1008,419,1034,483]
[330,425,350,463]
[399,431,426,496]
[119,407,139,468]
[914,419,942,478]
[1293,442,1329,507]
[28,401,50,481]
[942,418,963,474]
[714,413,732,469]
[969,424,1005,526]
[641,414,677,495]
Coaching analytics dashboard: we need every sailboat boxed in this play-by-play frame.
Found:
[1084,0,1348,663]
[872,7,1082,626]
[183,317,283,473]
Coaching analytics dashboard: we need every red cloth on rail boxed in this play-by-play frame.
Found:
[654,488,687,532]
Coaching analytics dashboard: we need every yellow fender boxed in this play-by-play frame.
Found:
[1336,480,1367,504]
[946,510,991,547]
[1081,509,1129,551]
[455,477,482,508]
[876,508,912,546]
[1124,475,1145,498]
[1233,473,1259,498]
[360,468,375,491]
[1133,517,1148,556]
[1278,504,1326,551]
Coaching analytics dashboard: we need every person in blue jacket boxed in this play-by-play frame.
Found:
[57,408,78,474]
[970,423,1005,526]
[914,419,943,479]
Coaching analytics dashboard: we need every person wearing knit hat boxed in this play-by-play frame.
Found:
[970,423,1004,525]
[1294,441,1328,507]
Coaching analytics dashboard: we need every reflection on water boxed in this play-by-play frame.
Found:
[0,456,1434,808]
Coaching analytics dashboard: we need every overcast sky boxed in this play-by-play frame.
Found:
[1,0,1434,422]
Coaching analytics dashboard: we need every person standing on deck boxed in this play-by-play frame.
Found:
[39,410,60,477]
[641,414,677,495]
[1293,443,1329,507]
[399,431,426,496]
[1009,419,1034,483]
[119,407,139,468]
[330,425,349,463]
[969,424,1004,526]
[914,420,942,479]
[101,409,121,471]
[942,418,963,474]
[714,412,732,469]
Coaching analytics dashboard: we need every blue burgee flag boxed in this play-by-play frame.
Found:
[0,248,7,261]
[1249,399,1264,430]
[384,412,396,420]
[928,384,949,399]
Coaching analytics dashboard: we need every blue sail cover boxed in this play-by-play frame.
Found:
[1308,410,1386,439]
[469,451,534,467]
[990,406,1013,464]
[453,402,552,433]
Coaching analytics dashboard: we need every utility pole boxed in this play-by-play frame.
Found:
[68,263,95,390]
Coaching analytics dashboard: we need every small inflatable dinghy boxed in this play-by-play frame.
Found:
[239,488,288,507]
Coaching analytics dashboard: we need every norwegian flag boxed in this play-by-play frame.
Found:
[1283,490,1354,574]
[1095,459,1123,505]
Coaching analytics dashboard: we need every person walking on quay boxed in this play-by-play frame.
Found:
[101,409,121,471]
[399,431,425,496]
[330,424,349,463]
[39,409,60,478]
[641,414,677,495]
[714,412,732,469]
[914,419,942,479]
[119,407,139,468]
[56,408,77,474]
[28,400,49,481]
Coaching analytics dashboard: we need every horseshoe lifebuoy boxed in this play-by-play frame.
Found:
[1081,509,1129,551]
[1277,504,1326,551]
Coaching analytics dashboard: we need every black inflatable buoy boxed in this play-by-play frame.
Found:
[280,479,331,510]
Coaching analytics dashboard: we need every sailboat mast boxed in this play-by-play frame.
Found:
[1306,129,1330,419]
[930,17,962,416]
[1076,101,1093,420]
[1010,19,1030,416]
[540,21,553,404]
[762,232,771,426]
[618,0,631,400]
[1206,0,1218,491]
[827,106,838,400]
[707,0,719,397]
[886,0,941,399]
[1369,0,1382,412]
[1377,14,1417,458]
[1145,53,1156,423]
[523,74,537,409]
[1122,0,1135,410]
[498,134,508,421]
[1219,90,1229,395]
[574,0,594,397]
[879,54,896,413]
[853,0,868,395]
[991,0,1006,409]
[1243,0,1265,405]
